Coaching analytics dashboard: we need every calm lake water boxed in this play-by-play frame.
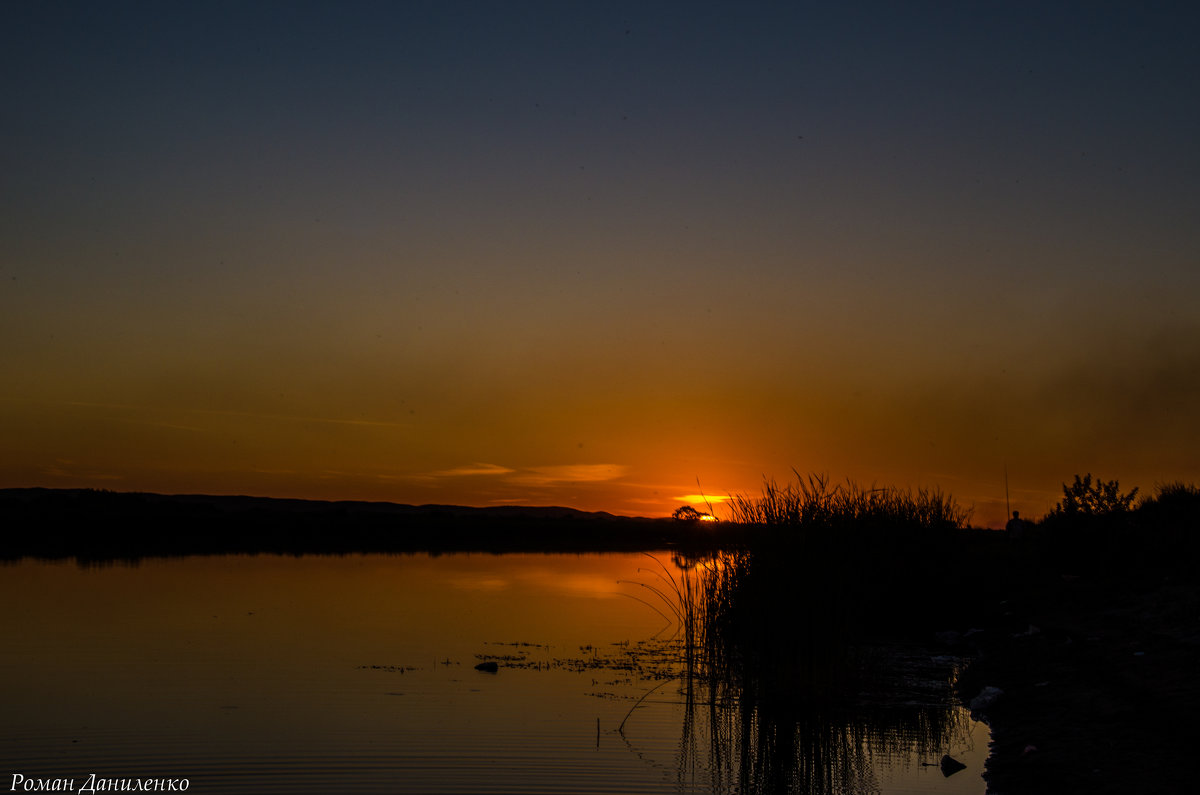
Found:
[1,553,988,793]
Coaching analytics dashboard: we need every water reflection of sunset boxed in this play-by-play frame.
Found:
[444,555,653,601]
[0,553,988,793]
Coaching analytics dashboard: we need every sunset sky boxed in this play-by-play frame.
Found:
[3,2,1198,526]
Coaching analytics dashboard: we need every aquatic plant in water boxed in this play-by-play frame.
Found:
[651,474,977,792]
[613,540,973,792]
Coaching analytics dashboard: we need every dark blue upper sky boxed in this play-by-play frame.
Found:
[4,1,1199,521]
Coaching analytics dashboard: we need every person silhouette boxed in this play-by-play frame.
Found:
[1005,510,1025,540]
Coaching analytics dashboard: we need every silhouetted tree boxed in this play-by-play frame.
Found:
[673,505,708,522]
[1050,473,1138,517]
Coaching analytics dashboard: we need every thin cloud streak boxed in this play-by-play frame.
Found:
[55,400,412,429]
[430,463,518,478]
[508,465,630,486]
[419,463,630,486]
[41,460,124,481]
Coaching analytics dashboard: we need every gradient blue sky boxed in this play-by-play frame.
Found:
[3,1,1198,525]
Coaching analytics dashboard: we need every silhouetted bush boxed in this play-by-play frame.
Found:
[1131,481,1200,577]
[1038,476,1200,577]
[1049,473,1138,517]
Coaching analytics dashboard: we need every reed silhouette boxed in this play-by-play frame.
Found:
[716,473,976,637]
[624,544,974,794]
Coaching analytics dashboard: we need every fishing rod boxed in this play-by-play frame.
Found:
[1005,464,1011,520]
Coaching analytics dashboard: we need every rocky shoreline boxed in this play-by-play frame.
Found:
[954,567,1200,794]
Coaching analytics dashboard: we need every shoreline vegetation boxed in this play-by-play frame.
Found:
[5,476,1199,793]
[703,473,1200,794]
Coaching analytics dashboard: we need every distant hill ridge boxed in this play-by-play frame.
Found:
[0,487,712,561]
[0,487,634,520]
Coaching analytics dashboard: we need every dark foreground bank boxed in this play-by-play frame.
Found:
[950,525,1200,794]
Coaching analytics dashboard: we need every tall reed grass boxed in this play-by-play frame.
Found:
[681,472,976,720]
[726,471,971,534]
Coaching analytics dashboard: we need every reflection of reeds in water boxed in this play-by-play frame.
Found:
[695,699,974,794]
[664,557,972,794]
[653,474,976,793]
[674,632,974,794]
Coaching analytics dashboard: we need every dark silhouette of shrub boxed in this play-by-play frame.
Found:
[1049,473,1138,517]
[672,505,715,523]
[1132,482,1200,577]
[1039,475,1200,576]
